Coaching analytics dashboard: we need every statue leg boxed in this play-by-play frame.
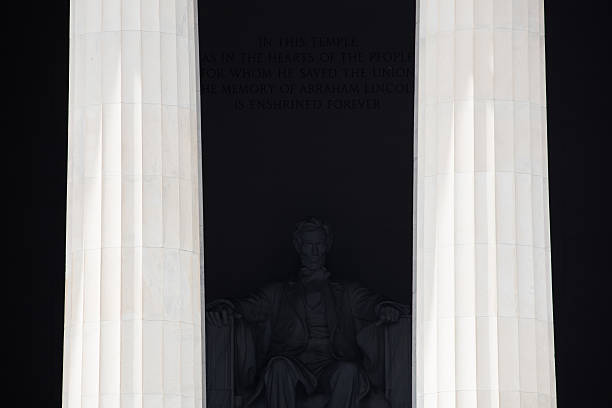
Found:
[264,357,299,408]
[318,361,360,408]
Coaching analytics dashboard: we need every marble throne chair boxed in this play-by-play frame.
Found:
[205,305,412,408]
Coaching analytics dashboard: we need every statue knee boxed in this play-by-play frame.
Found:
[360,391,390,408]
[333,361,359,380]
[268,357,293,374]
[265,357,295,384]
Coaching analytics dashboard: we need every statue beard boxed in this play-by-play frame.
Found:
[299,255,328,282]
[300,255,325,271]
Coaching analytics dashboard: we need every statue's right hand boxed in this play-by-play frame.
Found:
[205,307,238,327]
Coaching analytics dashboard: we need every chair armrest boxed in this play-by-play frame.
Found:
[206,318,235,408]
[384,313,412,408]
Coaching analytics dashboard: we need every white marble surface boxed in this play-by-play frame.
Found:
[414,1,556,407]
[63,1,203,407]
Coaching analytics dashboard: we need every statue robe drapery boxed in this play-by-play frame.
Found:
[207,278,405,406]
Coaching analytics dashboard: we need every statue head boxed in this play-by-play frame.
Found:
[293,217,333,272]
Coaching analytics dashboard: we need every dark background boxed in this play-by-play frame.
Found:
[198,0,414,302]
[25,0,611,406]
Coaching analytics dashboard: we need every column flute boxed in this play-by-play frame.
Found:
[62,1,203,406]
[414,0,556,406]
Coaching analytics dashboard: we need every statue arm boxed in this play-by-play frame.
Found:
[347,282,407,322]
[230,283,281,323]
[347,283,385,322]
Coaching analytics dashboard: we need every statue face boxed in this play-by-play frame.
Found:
[297,229,327,270]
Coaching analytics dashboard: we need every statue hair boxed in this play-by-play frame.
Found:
[293,217,333,252]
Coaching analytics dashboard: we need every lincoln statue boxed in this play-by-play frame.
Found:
[205,218,407,408]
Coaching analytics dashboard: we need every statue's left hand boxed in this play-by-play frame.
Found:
[376,305,400,325]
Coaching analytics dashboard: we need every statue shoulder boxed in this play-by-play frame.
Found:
[339,280,384,301]
[331,279,362,291]
[329,279,359,294]
[259,281,286,296]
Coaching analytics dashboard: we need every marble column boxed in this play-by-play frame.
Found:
[62,1,203,407]
[414,1,556,407]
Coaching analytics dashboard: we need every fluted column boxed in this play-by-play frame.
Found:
[62,1,203,407]
[414,1,556,407]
